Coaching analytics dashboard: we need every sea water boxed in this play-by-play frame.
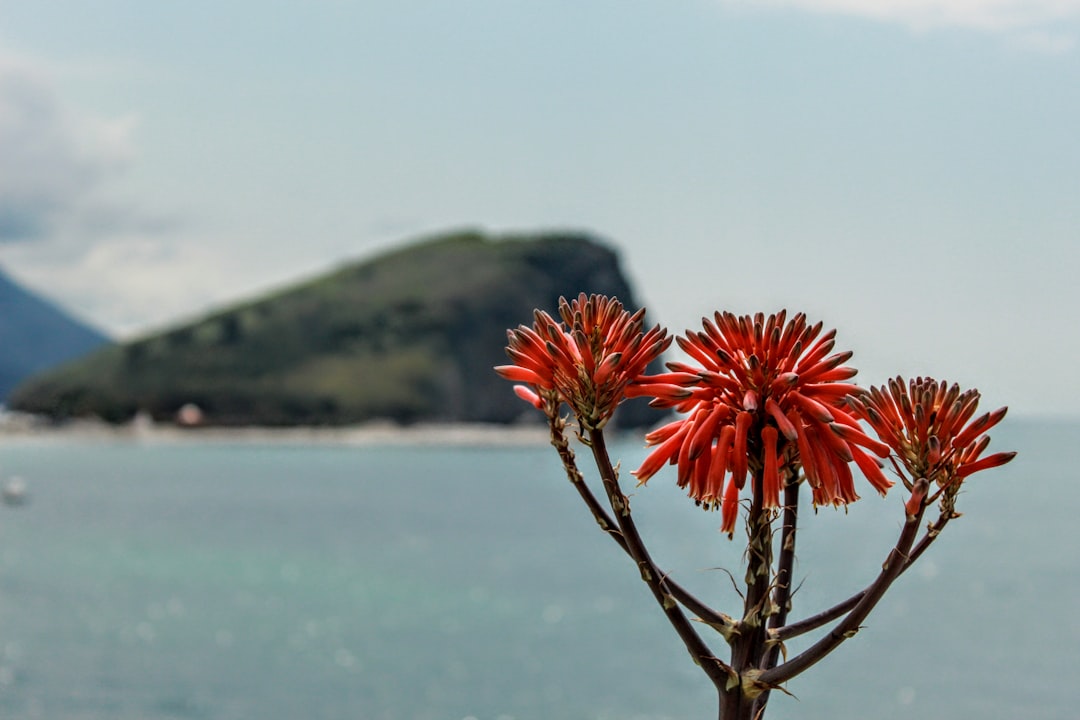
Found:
[0,419,1072,720]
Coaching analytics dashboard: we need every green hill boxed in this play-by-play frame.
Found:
[8,230,660,427]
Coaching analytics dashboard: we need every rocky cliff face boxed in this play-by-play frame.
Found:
[9,230,663,427]
[0,267,109,401]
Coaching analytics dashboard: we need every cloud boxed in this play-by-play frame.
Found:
[733,0,1080,49]
[0,49,199,335]
[0,232,253,338]
[0,53,140,242]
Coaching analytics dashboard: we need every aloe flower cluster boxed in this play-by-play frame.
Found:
[495,295,1015,720]
[849,377,1016,516]
[631,311,893,534]
[494,293,670,430]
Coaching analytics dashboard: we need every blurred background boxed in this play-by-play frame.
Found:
[0,2,1077,719]
[1,0,1078,412]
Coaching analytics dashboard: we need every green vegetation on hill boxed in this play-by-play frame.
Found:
[9,230,660,427]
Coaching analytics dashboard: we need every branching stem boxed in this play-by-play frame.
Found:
[586,427,735,691]
[547,414,738,637]
[759,479,930,686]
[773,496,955,643]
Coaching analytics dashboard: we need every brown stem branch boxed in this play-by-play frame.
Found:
[548,412,626,547]
[772,497,956,643]
[548,416,737,636]
[750,471,801,717]
[759,479,930,687]
[765,471,800,651]
[586,427,735,691]
[720,467,776,719]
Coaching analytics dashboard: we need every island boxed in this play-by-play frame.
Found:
[8,230,663,428]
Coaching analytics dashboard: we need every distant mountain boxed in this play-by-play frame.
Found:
[9,230,663,427]
[0,267,109,401]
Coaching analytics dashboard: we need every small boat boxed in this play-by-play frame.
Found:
[2,476,27,506]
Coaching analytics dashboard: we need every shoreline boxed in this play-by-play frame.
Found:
[0,414,555,447]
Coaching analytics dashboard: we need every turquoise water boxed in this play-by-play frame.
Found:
[0,420,1072,720]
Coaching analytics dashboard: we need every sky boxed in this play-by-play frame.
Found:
[0,0,1077,416]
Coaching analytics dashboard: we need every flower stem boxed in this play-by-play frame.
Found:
[773,495,956,643]
[720,467,775,719]
[751,470,801,717]
[547,414,737,637]
[586,428,735,691]
[759,479,930,686]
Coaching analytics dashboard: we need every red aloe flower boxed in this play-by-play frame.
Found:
[494,294,671,430]
[849,377,1016,491]
[631,311,893,535]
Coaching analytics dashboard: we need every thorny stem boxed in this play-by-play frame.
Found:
[759,479,931,687]
[547,412,626,548]
[906,497,959,566]
[751,471,800,718]
[586,427,735,691]
[765,472,800,648]
[548,412,949,718]
[720,467,775,719]
[547,414,737,637]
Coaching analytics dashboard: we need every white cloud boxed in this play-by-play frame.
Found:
[733,0,1080,46]
[0,52,140,241]
[0,48,210,336]
[0,233,258,338]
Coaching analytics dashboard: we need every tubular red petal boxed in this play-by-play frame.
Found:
[494,365,549,386]
[829,422,891,458]
[805,424,840,505]
[795,329,837,372]
[953,407,1009,450]
[544,339,577,375]
[813,419,853,463]
[766,398,799,441]
[794,416,822,490]
[696,370,739,393]
[831,454,858,504]
[905,478,929,520]
[803,382,863,399]
[706,424,736,504]
[624,383,694,400]
[939,392,981,441]
[797,353,855,384]
[732,411,752,489]
[956,451,1017,478]
[512,385,544,409]
[769,372,800,394]
[850,445,893,495]
[789,391,835,423]
[676,410,705,488]
[591,352,622,386]
[927,435,942,465]
[721,476,740,536]
[644,419,685,444]
[572,328,596,375]
[762,426,781,508]
[677,334,723,369]
[688,404,723,460]
[633,425,689,483]
[824,404,864,434]
[688,443,713,501]
[641,371,699,385]
[505,350,552,379]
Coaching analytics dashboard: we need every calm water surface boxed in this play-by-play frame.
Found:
[0,419,1072,720]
